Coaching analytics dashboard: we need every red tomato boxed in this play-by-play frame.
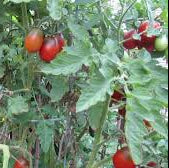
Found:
[55,34,65,52]
[112,147,136,168]
[118,107,126,117]
[14,157,29,168]
[39,37,60,62]
[123,29,137,49]
[143,119,152,128]
[147,161,157,167]
[137,21,161,52]
[111,90,124,103]
[25,28,44,53]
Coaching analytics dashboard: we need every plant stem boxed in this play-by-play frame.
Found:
[86,94,111,168]
[21,3,29,31]
[117,0,137,42]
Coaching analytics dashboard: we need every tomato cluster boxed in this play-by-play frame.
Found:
[25,28,65,62]
[123,21,168,53]
[14,157,29,168]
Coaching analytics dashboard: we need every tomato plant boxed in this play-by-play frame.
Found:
[0,0,168,168]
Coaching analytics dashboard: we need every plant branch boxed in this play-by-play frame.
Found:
[86,94,111,168]
[118,0,137,42]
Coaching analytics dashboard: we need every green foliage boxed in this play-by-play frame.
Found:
[0,0,168,167]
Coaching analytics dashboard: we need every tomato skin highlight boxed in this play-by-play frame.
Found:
[112,147,136,168]
[147,161,157,167]
[25,28,44,53]
[137,21,161,52]
[155,35,168,52]
[14,157,29,168]
[123,29,137,49]
[39,37,60,62]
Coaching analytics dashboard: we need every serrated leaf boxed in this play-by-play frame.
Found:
[88,102,105,130]
[47,0,62,20]
[50,77,69,102]
[77,70,113,112]
[41,41,92,76]
[8,96,28,115]
[68,22,89,41]
[125,58,168,164]
[36,121,54,153]
[125,98,148,164]
[0,144,10,168]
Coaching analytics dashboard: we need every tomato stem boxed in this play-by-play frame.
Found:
[86,94,111,168]
[118,0,137,43]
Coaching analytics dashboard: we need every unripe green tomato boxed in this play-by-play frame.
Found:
[155,35,168,52]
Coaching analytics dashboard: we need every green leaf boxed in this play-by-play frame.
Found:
[47,0,62,20]
[50,77,69,102]
[41,41,92,76]
[0,144,10,168]
[77,70,113,112]
[68,21,89,41]
[125,58,168,164]
[36,121,54,153]
[88,102,105,130]
[8,96,29,115]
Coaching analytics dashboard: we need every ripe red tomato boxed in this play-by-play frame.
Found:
[118,107,126,117]
[123,29,137,49]
[14,157,29,168]
[25,28,44,53]
[147,161,157,167]
[39,37,60,62]
[111,90,124,103]
[137,21,161,52]
[55,34,65,52]
[112,147,136,168]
